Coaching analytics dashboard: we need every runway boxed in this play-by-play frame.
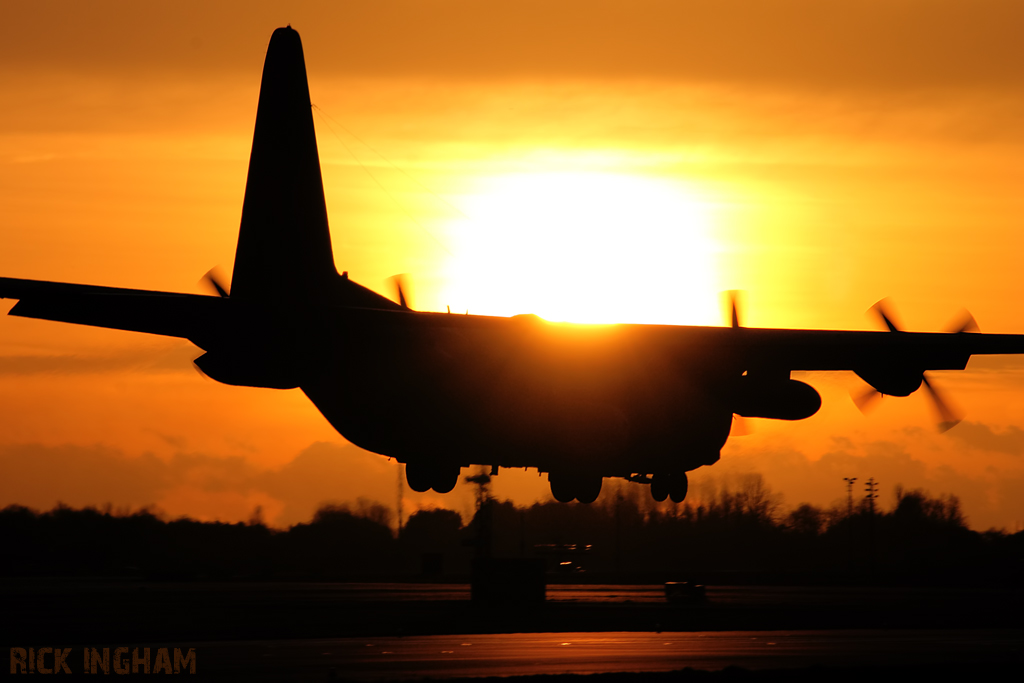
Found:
[5,580,1023,645]
[201,629,1023,681]
[5,580,1022,680]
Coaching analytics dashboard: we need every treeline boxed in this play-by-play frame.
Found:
[2,480,1021,583]
[0,501,405,581]
[471,479,1022,582]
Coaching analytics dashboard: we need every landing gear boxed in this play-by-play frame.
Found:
[431,467,460,494]
[575,476,603,504]
[669,472,689,503]
[405,462,432,493]
[405,462,461,493]
[650,473,689,503]
[549,474,576,503]
[650,477,669,502]
[548,472,604,504]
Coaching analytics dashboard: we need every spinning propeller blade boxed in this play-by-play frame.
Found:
[945,310,980,334]
[726,291,753,435]
[724,290,743,328]
[388,274,412,310]
[922,375,963,432]
[200,268,230,298]
[852,386,882,414]
[869,298,901,333]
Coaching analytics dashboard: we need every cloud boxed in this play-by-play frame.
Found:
[716,433,1024,530]
[0,348,197,375]
[3,431,1022,531]
[255,442,400,527]
[0,443,169,509]
[3,1,1023,95]
[711,437,926,507]
[0,440,478,528]
[949,421,1024,455]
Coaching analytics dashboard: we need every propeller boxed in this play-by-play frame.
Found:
[724,291,754,434]
[852,385,883,413]
[388,274,413,310]
[922,375,962,433]
[944,309,980,334]
[853,298,967,432]
[724,290,743,328]
[200,267,230,298]
[925,311,978,431]
[870,299,901,333]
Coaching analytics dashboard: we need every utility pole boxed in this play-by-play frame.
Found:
[843,477,858,517]
[842,477,857,573]
[864,478,880,516]
[466,467,493,560]
[864,477,880,573]
[397,461,404,536]
[615,491,622,577]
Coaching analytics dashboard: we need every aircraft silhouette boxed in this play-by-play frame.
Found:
[3,27,1024,504]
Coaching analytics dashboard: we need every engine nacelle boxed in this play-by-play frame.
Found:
[193,351,301,390]
[734,377,821,421]
[853,367,923,397]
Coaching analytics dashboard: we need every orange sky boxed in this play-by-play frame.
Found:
[1,1,1023,530]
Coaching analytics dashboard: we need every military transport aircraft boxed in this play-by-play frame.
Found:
[3,27,1024,504]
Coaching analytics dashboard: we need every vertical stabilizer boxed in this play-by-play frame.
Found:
[231,27,336,301]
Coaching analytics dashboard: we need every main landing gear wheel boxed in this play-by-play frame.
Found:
[669,472,689,503]
[431,467,460,494]
[549,475,576,503]
[548,472,604,504]
[405,462,461,493]
[405,462,433,493]
[650,476,669,502]
[575,476,603,504]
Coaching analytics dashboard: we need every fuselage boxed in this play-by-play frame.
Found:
[299,308,734,477]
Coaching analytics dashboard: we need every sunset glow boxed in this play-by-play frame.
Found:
[2,2,1024,531]
[443,172,723,324]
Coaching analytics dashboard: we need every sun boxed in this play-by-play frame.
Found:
[441,172,724,325]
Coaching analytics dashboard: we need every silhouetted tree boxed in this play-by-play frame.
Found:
[401,508,463,551]
[284,502,398,577]
[787,503,826,536]
[892,486,966,528]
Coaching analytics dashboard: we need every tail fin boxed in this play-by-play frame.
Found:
[231,27,336,301]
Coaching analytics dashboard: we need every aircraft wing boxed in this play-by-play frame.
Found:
[0,276,227,342]
[714,326,1024,372]
[6,273,1024,376]
[377,309,1024,375]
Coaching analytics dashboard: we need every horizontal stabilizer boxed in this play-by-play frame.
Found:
[0,276,225,342]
